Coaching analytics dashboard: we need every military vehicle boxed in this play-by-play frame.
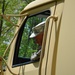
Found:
[0,0,75,75]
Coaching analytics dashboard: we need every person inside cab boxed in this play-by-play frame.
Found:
[30,21,45,61]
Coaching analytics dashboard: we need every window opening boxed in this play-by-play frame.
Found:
[13,10,50,67]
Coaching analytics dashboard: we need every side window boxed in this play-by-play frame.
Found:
[13,10,50,67]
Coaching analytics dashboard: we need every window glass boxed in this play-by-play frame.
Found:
[19,16,46,58]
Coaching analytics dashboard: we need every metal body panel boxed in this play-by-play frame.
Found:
[41,0,75,75]
[21,0,55,14]
[56,0,75,75]
[41,1,64,75]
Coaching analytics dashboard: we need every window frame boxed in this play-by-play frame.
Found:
[12,10,50,67]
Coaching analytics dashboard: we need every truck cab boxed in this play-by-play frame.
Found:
[2,0,75,75]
